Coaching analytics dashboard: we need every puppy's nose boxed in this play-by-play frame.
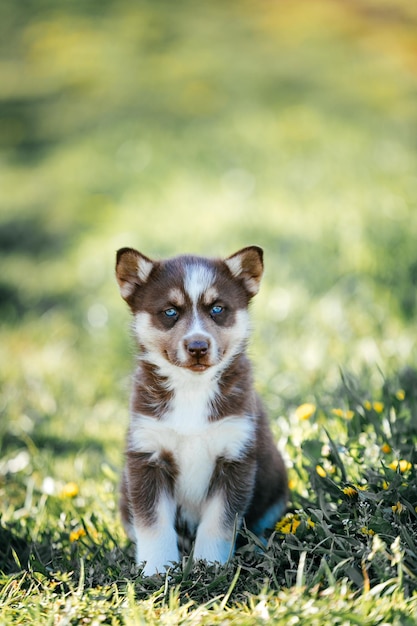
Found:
[185,339,209,358]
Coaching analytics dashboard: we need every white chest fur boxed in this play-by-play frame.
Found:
[129,381,255,525]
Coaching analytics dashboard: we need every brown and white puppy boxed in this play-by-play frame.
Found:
[116,246,287,576]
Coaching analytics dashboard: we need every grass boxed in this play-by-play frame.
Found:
[1,0,417,623]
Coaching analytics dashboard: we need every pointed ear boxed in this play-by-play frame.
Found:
[225,246,264,297]
[115,247,154,300]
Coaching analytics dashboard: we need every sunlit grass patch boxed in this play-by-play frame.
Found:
[2,342,417,621]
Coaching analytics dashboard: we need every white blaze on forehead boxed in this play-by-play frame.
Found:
[184,264,215,304]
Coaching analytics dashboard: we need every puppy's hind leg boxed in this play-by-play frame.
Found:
[248,498,287,538]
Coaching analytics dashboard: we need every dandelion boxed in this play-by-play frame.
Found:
[395,389,405,401]
[381,443,391,454]
[364,401,384,413]
[392,501,405,514]
[342,486,358,498]
[275,514,315,532]
[295,403,316,420]
[316,465,327,478]
[389,460,412,474]
[373,402,384,413]
[61,482,79,498]
[331,408,354,420]
[70,528,86,542]
[288,478,297,491]
[275,513,301,534]
[342,484,367,498]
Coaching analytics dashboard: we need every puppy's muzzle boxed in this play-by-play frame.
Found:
[182,335,213,371]
[185,339,210,359]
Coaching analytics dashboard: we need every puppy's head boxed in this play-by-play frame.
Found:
[116,246,263,376]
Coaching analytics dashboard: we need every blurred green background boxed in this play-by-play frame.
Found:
[1,0,417,481]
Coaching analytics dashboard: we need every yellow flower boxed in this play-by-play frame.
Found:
[399,460,412,473]
[316,465,327,478]
[288,478,297,491]
[342,486,358,498]
[382,480,389,490]
[381,443,391,454]
[276,514,315,533]
[295,403,316,420]
[389,460,412,474]
[275,514,301,534]
[361,527,375,536]
[331,408,354,420]
[395,389,405,401]
[372,402,384,414]
[61,482,79,498]
[392,501,405,514]
[70,528,86,542]
[364,401,384,413]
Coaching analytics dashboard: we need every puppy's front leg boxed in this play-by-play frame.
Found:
[134,494,179,576]
[126,452,180,576]
[194,457,256,565]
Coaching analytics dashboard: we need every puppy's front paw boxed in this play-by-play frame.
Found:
[193,536,233,565]
[135,534,180,577]
[139,554,179,577]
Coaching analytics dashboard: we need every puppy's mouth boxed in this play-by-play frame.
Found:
[164,350,212,372]
[188,362,210,372]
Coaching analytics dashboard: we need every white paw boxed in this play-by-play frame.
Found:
[134,521,179,576]
[193,494,236,565]
[137,543,180,576]
[193,535,233,565]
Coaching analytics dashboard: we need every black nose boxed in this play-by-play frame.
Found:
[186,340,209,358]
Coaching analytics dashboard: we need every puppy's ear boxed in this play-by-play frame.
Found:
[115,248,154,301]
[225,246,264,296]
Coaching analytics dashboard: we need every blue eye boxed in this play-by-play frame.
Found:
[164,308,178,318]
[211,305,223,316]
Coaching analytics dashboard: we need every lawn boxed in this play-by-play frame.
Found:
[1,0,417,623]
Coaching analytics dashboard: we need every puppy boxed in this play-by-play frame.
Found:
[116,246,288,576]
